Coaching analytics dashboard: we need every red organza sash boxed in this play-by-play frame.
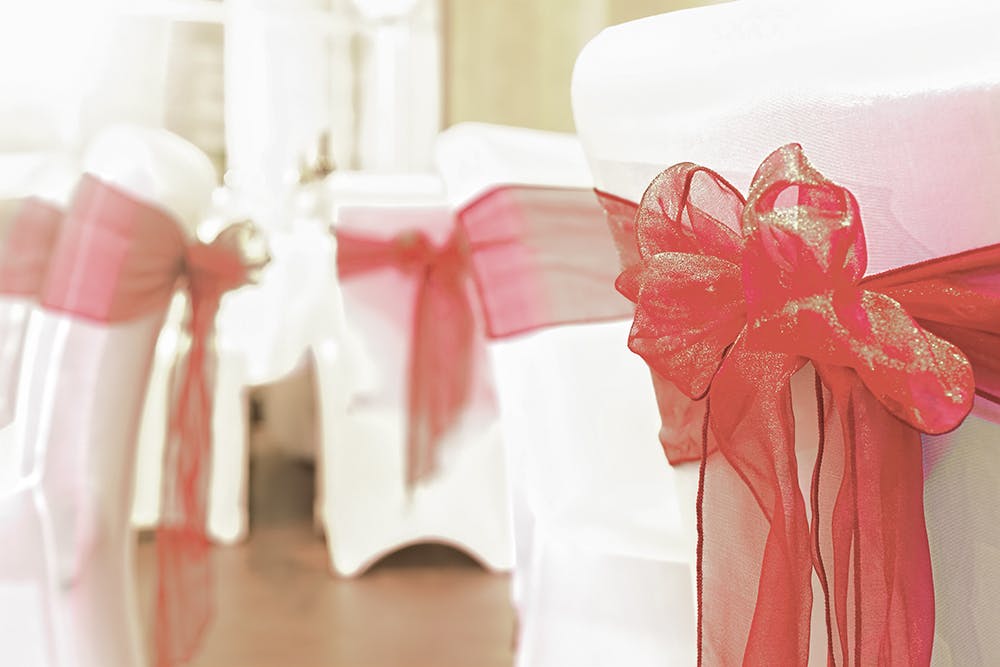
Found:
[607,144,1000,666]
[0,198,63,297]
[456,185,632,338]
[336,211,476,486]
[0,198,64,428]
[336,186,634,485]
[40,175,249,667]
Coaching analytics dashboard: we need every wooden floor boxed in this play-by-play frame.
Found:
[137,523,515,667]
[135,452,514,667]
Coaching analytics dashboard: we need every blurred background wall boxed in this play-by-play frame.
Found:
[0,0,723,462]
[0,0,724,175]
[443,0,726,132]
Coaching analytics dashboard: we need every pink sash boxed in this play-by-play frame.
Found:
[40,175,249,667]
[336,186,634,485]
[0,199,63,428]
[0,198,63,298]
[336,209,477,486]
[456,185,632,338]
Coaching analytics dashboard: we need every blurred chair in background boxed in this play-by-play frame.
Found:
[198,160,345,544]
[435,123,694,667]
[434,123,597,627]
[159,0,443,543]
[0,157,77,489]
[0,154,77,667]
[320,169,513,577]
[0,5,734,631]
[0,125,256,667]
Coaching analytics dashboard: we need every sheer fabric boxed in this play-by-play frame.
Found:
[572,3,1000,662]
[457,185,632,337]
[457,184,695,666]
[0,198,66,665]
[325,204,511,576]
[610,145,1000,666]
[0,199,62,430]
[335,188,624,484]
[0,199,63,298]
[336,209,477,486]
[37,175,249,666]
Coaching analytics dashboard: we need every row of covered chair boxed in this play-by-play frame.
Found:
[315,2,1000,665]
[3,1,1000,665]
[0,126,254,666]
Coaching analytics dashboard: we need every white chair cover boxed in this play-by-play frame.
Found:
[321,173,513,577]
[134,171,445,544]
[435,123,697,667]
[571,1,1000,663]
[0,127,217,666]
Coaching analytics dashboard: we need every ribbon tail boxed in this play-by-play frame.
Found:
[155,296,219,667]
[703,343,811,665]
[649,370,708,465]
[0,325,28,429]
[405,247,476,487]
[155,526,212,667]
[810,370,836,667]
[820,365,934,666]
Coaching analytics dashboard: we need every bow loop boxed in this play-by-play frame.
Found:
[850,292,974,433]
[184,228,255,333]
[635,163,744,265]
[623,162,750,399]
[736,145,974,433]
[624,252,745,399]
[743,144,867,320]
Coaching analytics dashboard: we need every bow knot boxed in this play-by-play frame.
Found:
[183,222,262,336]
[392,229,435,270]
[621,143,974,435]
[336,220,476,486]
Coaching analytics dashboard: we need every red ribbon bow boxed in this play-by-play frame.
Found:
[612,145,1000,665]
[336,224,476,486]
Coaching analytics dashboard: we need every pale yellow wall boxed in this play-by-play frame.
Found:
[605,0,723,25]
[443,0,726,132]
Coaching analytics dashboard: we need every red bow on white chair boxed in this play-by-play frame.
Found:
[608,144,1000,666]
[41,175,262,667]
[337,223,475,487]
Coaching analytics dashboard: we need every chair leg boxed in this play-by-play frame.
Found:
[0,486,61,667]
[312,426,326,538]
[131,296,186,530]
[208,346,249,544]
[311,339,350,571]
